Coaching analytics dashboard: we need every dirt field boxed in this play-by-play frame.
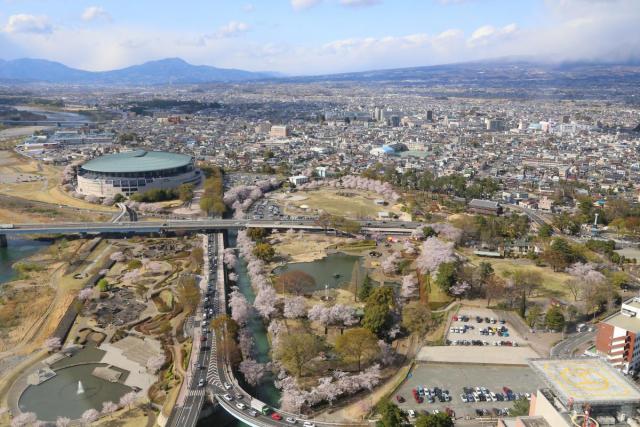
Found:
[0,150,116,213]
[271,188,409,220]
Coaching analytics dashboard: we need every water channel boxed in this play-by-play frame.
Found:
[0,237,50,286]
[199,230,281,427]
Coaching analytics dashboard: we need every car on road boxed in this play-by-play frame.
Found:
[222,394,233,401]
[302,422,315,427]
[198,379,205,387]
[235,393,244,400]
[286,417,297,424]
[271,413,283,421]
[224,382,232,390]
[248,409,258,417]
[236,403,247,410]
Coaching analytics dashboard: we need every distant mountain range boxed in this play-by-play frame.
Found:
[1,57,639,91]
[0,57,280,84]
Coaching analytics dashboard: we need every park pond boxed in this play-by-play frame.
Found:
[18,362,131,421]
[272,252,365,292]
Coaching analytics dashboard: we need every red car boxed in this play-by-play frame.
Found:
[271,413,283,421]
[396,395,405,403]
[452,315,459,321]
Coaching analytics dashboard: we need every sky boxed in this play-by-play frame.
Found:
[0,0,639,75]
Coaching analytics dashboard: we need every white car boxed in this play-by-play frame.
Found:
[408,409,416,419]
[302,422,315,427]
[223,382,232,390]
[236,403,247,410]
[222,394,233,401]
[460,393,467,402]
[286,417,297,424]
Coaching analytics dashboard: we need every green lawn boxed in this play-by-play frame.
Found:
[463,250,573,299]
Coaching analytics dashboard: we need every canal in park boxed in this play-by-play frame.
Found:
[0,237,50,286]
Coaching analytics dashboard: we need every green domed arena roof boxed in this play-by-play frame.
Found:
[81,150,192,173]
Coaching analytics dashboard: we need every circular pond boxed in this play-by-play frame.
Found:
[19,363,131,421]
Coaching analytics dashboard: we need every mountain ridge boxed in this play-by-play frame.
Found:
[0,57,279,84]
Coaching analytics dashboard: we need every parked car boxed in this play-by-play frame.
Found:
[396,395,405,403]
[408,410,416,419]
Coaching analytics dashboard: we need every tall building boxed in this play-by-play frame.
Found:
[486,118,505,131]
[270,125,290,138]
[373,106,386,122]
[426,110,433,121]
[595,297,640,374]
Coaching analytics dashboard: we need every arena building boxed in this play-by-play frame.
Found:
[77,150,201,198]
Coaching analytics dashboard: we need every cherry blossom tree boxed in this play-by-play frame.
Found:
[239,359,267,386]
[78,288,94,301]
[146,354,165,373]
[401,274,418,299]
[283,296,307,319]
[377,340,396,366]
[254,285,278,319]
[449,281,471,297]
[415,237,456,274]
[109,252,126,262]
[119,391,137,410]
[223,248,237,269]
[44,336,62,353]
[11,412,37,427]
[381,252,401,275]
[238,329,255,359]
[228,272,238,282]
[101,401,118,418]
[81,408,99,425]
[430,223,463,243]
[55,417,71,427]
[229,287,252,325]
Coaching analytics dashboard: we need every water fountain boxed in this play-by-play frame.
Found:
[77,381,85,395]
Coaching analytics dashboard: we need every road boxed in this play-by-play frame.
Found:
[550,331,596,357]
[0,218,420,237]
[166,233,221,427]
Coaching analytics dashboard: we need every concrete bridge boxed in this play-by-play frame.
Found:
[0,218,419,246]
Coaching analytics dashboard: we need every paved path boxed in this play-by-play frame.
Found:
[551,331,596,357]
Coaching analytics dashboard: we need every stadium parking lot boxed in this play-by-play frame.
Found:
[446,307,526,348]
[394,363,544,422]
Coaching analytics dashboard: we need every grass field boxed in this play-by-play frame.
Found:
[273,188,409,220]
[0,150,116,213]
[463,249,573,299]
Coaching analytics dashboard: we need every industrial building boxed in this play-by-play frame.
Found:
[76,150,201,198]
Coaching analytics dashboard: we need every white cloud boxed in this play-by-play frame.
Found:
[243,4,255,12]
[3,14,52,34]
[1,0,638,75]
[215,21,250,38]
[81,6,111,23]
[291,0,322,11]
[468,23,517,47]
[340,0,381,7]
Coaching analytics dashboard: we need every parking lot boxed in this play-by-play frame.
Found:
[394,363,544,421]
[446,307,526,348]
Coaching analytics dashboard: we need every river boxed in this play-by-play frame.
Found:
[0,237,50,285]
[15,106,93,123]
[199,231,281,427]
